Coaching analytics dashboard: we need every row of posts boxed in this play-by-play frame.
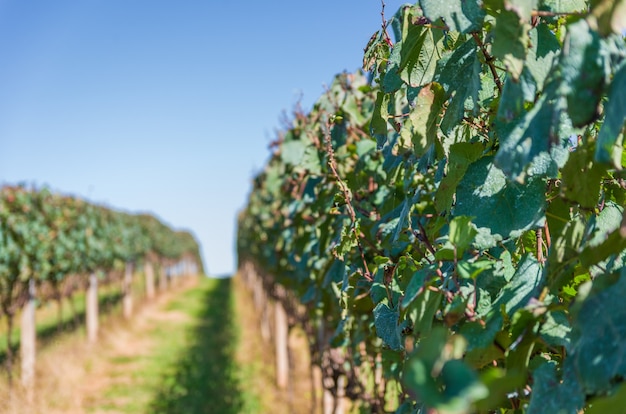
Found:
[239,261,347,414]
[19,256,198,400]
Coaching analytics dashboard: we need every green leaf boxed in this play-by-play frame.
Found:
[525,24,560,91]
[401,266,431,308]
[419,0,486,33]
[281,140,307,165]
[435,142,484,213]
[568,270,626,393]
[383,40,404,93]
[371,91,391,138]
[409,82,446,156]
[489,254,544,318]
[449,216,478,256]
[560,145,605,209]
[435,38,482,134]
[455,156,546,239]
[539,310,572,350]
[492,10,528,79]
[587,382,626,414]
[403,329,488,411]
[561,19,606,127]
[475,367,526,411]
[494,83,570,180]
[527,362,584,413]
[400,26,445,88]
[374,302,403,351]
[541,0,588,13]
[505,0,538,20]
[407,286,442,337]
[457,260,493,280]
[579,202,626,268]
[596,61,626,166]
[334,220,360,258]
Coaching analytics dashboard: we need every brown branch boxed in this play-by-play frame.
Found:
[537,228,545,264]
[380,0,393,47]
[531,10,585,17]
[471,32,503,94]
[325,120,373,282]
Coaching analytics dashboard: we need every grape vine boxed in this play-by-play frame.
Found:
[238,0,626,412]
[0,184,202,382]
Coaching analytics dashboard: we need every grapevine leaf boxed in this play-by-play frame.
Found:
[409,82,446,156]
[363,30,389,72]
[403,329,488,411]
[492,10,528,79]
[596,61,626,166]
[373,302,403,350]
[587,383,626,414]
[540,0,588,12]
[401,266,431,309]
[568,269,626,394]
[539,310,572,350]
[496,70,534,123]
[489,254,543,318]
[407,286,442,337]
[527,362,584,413]
[561,19,605,127]
[525,24,560,91]
[281,139,307,166]
[371,91,391,138]
[455,157,546,239]
[560,145,604,209]
[419,0,486,33]
[435,142,484,213]
[579,202,626,270]
[435,38,481,134]
[449,216,478,256]
[494,82,570,180]
[505,0,538,20]
[400,26,445,88]
[383,41,404,93]
[334,221,360,258]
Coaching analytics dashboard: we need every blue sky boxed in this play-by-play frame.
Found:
[0,0,404,276]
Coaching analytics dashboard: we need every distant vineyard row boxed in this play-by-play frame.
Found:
[0,184,203,388]
[238,1,626,413]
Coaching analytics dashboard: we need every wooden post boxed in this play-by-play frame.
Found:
[260,289,271,342]
[312,364,323,414]
[275,300,289,389]
[159,262,168,292]
[323,386,334,414]
[144,261,155,300]
[123,262,133,319]
[21,278,36,401]
[86,273,98,343]
[335,375,347,414]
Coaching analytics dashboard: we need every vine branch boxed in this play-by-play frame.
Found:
[471,32,503,94]
[324,120,373,282]
[380,0,393,47]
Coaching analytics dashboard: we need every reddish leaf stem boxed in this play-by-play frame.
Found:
[324,120,373,282]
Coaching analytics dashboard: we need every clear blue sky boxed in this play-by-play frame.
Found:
[0,0,404,276]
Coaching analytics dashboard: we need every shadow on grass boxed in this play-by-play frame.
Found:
[148,277,245,414]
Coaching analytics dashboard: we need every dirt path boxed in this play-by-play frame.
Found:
[0,276,313,414]
[0,279,197,414]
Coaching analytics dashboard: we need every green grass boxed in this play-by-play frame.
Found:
[148,277,254,413]
[96,277,259,414]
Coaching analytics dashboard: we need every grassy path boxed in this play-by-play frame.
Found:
[1,276,302,413]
